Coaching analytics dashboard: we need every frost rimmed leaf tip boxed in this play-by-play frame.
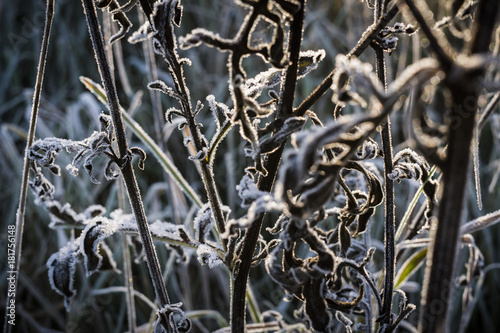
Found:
[242,49,326,99]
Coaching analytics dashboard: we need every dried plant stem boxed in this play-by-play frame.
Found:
[140,10,190,222]
[80,0,174,330]
[4,1,54,332]
[374,0,395,328]
[418,1,499,332]
[378,52,396,331]
[419,89,477,333]
[158,27,227,249]
[230,2,306,331]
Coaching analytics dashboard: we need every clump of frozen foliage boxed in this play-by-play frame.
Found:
[13,0,500,332]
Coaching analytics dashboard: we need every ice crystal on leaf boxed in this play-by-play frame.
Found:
[197,243,223,269]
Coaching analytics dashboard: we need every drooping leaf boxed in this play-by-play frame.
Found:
[46,239,79,311]
[81,217,122,276]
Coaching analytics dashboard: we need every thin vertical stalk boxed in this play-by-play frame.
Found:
[153,12,228,251]
[230,2,306,331]
[117,180,137,333]
[110,23,133,98]
[374,0,395,328]
[4,1,54,332]
[80,0,175,331]
[139,10,164,146]
[139,10,189,223]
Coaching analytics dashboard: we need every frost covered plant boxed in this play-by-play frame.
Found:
[6,0,500,332]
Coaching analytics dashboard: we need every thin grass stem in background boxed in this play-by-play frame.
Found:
[4,1,54,332]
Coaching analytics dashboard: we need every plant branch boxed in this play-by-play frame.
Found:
[80,0,174,330]
[294,3,401,116]
[4,1,54,332]
[155,2,228,249]
[230,1,307,331]
[374,0,395,328]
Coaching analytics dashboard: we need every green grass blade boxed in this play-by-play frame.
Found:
[394,247,427,289]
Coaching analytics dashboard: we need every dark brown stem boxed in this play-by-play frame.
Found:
[4,1,54,333]
[162,23,228,250]
[230,2,306,331]
[81,0,174,330]
[378,43,396,333]
[419,88,477,333]
[374,0,395,328]
[418,1,499,332]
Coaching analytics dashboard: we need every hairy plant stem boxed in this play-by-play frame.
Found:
[378,39,396,333]
[417,1,499,332]
[4,1,54,332]
[374,0,395,328]
[139,11,189,223]
[230,2,306,331]
[80,0,174,330]
[160,35,228,251]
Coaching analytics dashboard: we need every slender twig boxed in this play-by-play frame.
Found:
[138,10,192,222]
[4,1,54,332]
[401,0,453,71]
[418,1,500,332]
[479,91,500,130]
[80,0,175,330]
[374,0,395,328]
[230,2,307,331]
[110,21,133,98]
[155,7,228,249]
[294,3,401,117]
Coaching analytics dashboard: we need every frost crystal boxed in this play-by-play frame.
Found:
[193,203,214,243]
[237,173,268,207]
[196,244,222,269]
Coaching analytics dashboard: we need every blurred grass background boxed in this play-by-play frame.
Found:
[1,0,499,332]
